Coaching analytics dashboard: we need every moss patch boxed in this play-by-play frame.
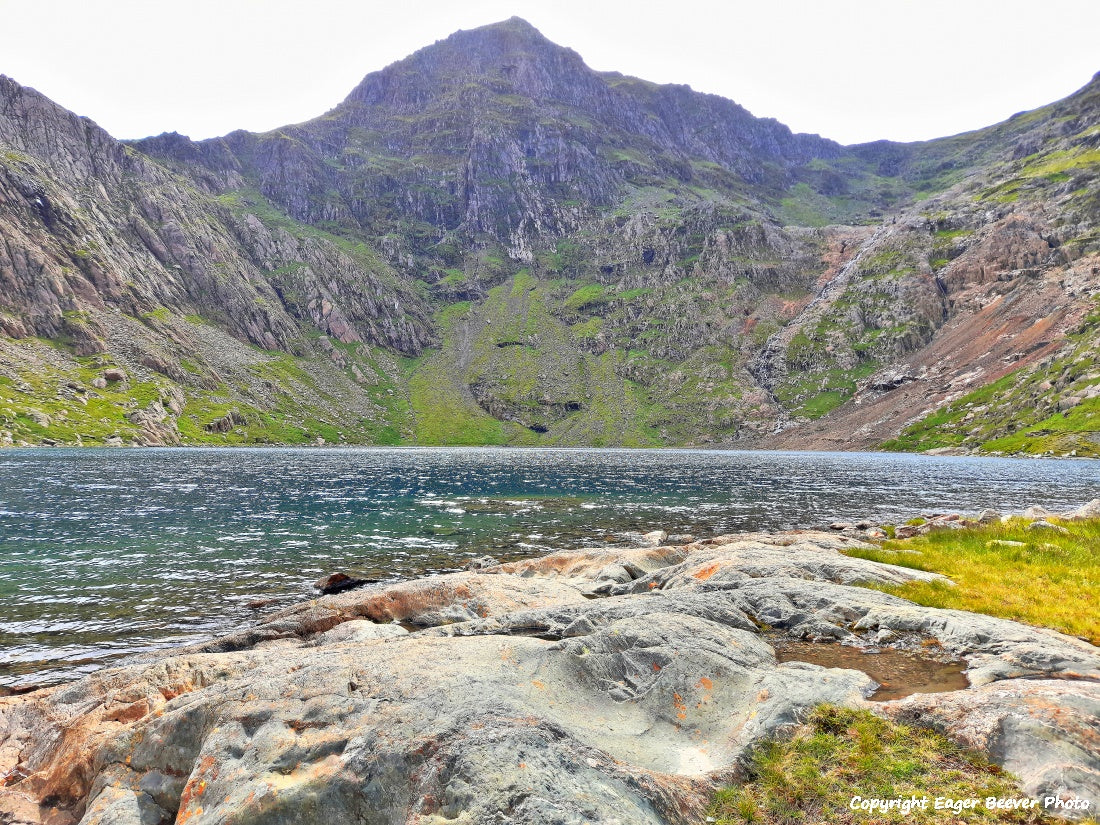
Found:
[711,705,1051,824]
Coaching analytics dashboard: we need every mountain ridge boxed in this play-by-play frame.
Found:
[0,19,1097,452]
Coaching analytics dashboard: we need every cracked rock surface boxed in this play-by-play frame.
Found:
[1,530,1096,824]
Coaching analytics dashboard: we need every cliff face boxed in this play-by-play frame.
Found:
[0,19,1097,452]
[0,75,435,447]
[150,19,844,254]
[0,77,431,353]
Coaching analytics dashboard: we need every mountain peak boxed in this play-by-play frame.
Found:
[444,16,556,48]
[342,16,587,109]
[476,16,543,34]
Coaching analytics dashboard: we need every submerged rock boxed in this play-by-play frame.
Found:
[464,555,500,570]
[314,572,367,594]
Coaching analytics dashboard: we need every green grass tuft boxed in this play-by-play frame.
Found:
[711,705,1051,824]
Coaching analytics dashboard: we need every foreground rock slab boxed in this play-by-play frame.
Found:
[1,529,1097,824]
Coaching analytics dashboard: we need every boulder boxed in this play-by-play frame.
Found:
[870,370,916,392]
[1028,520,1070,535]
[1023,505,1054,519]
[101,368,126,383]
[204,409,246,434]
[314,572,367,594]
[1063,498,1100,521]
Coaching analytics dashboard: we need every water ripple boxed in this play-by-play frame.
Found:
[0,446,1097,688]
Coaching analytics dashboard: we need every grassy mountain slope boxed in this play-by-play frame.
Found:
[0,21,1097,451]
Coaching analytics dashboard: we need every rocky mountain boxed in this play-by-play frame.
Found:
[1,17,1097,453]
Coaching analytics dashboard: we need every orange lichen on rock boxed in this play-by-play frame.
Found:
[673,692,688,720]
[691,563,721,581]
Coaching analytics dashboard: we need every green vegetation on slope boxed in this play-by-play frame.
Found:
[6,50,1100,451]
[405,274,667,447]
[882,301,1100,457]
[0,346,163,446]
[843,518,1100,644]
[711,705,1049,825]
[0,321,413,447]
[406,302,512,445]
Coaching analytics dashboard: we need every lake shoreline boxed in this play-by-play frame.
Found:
[3,441,1099,461]
[3,448,1099,692]
[1,503,1097,823]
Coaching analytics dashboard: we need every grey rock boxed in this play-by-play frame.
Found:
[1028,520,1070,534]
[313,619,408,645]
[2,528,1098,824]
[870,370,916,392]
[203,409,246,434]
[436,589,759,641]
[977,508,1002,524]
[1023,505,1054,519]
[1063,498,1100,521]
[598,532,946,595]
[0,614,869,825]
[721,576,1100,686]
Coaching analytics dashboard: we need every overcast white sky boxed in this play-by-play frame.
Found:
[1,0,1098,145]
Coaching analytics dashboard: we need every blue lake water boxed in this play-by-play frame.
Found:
[0,447,1096,688]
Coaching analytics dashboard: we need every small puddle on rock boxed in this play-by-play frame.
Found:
[773,641,969,701]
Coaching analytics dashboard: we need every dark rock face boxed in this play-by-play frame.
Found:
[146,18,844,258]
[203,409,246,434]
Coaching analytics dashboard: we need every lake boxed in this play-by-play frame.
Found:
[1,447,1096,688]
